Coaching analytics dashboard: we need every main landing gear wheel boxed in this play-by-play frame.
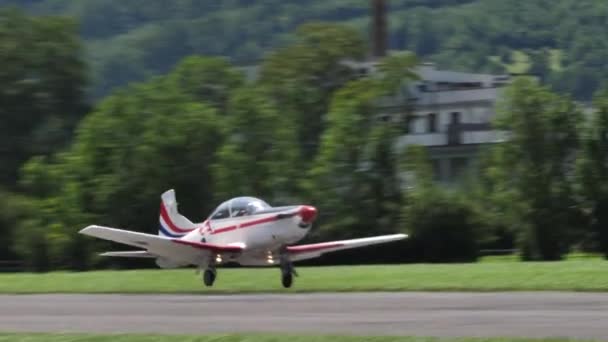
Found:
[281,272,293,288]
[203,269,216,287]
[280,257,297,288]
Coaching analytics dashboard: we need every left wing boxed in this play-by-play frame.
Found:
[287,233,407,261]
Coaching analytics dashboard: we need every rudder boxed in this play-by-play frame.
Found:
[159,189,196,238]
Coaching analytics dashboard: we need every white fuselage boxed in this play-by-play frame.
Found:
[180,209,311,266]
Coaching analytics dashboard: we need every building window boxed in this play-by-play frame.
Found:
[428,113,437,133]
[404,115,414,133]
[451,111,461,125]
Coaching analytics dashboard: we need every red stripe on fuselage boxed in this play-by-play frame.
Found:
[160,204,194,233]
[172,239,243,253]
[210,215,281,235]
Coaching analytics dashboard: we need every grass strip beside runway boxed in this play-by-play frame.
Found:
[0,334,600,342]
[0,259,607,293]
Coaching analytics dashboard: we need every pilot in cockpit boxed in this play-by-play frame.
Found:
[246,201,265,215]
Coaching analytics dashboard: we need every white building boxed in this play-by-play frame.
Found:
[361,62,511,184]
[403,64,508,183]
[242,60,510,184]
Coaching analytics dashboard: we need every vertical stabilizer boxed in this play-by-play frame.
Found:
[159,189,196,238]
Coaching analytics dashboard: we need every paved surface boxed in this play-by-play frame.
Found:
[1,292,608,339]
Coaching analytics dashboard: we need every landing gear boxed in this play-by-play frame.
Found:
[203,268,216,287]
[280,254,297,288]
[281,271,293,288]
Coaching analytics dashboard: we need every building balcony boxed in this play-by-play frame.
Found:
[398,133,447,147]
[398,125,507,148]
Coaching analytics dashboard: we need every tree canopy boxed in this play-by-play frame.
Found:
[3,8,608,271]
[4,0,608,100]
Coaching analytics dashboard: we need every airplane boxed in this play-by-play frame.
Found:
[79,189,407,288]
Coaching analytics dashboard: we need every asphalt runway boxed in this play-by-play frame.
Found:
[1,292,608,339]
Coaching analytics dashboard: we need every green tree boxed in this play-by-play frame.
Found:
[309,78,397,239]
[165,56,245,114]
[212,86,300,204]
[308,52,418,240]
[259,22,366,161]
[0,8,87,187]
[528,49,551,82]
[376,52,419,94]
[492,78,582,260]
[577,90,608,257]
[17,57,240,269]
[400,145,481,262]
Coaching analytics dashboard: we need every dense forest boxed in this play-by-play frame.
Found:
[2,0,608,100]
[2,4,608,271]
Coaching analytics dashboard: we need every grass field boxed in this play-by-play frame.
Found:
[0,257,606,293]
[0,334,599,342]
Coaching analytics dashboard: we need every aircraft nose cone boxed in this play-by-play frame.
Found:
[299,205,317,223]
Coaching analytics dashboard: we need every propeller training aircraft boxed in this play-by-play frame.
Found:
[80,189,407,288]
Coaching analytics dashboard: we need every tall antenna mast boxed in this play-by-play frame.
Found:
[371,0,388,59]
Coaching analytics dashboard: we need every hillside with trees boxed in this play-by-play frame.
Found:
[2,0,608,100]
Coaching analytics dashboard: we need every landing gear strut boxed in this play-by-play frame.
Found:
[280,254,297,288]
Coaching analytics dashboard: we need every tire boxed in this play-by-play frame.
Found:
[203,269,216,287]
[281,272,293,288]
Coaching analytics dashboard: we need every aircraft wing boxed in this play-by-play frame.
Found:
[100,251,155,258]
[287,233,407,261]
[80,225,244,266]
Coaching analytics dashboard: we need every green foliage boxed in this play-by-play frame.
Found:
[259,22,366,160]
[376,52,419,94]
[14,57,245,270]
[576,90,608,258]
[470,147,525,250]
[165,56,245,113]
[401,146,480,262]
[6,0,608,100]
[491,78,582,260]
[310,77,398,239]
[212,86,299,203]
[404,190,482,263]
[0,8,87,187]
[308,52,419,240]
[5,7,608,270]
[0,190,34,261]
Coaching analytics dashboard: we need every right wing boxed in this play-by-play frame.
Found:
[287,234,407,261]
[80,225,244,266]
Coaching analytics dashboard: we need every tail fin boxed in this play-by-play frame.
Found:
[159,189,196,238]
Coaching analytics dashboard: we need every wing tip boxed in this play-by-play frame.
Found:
[79,225,99,235]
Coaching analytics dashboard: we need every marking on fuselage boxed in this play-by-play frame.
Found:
[209,215,280,235]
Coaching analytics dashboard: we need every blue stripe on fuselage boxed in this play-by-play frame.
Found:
[158,224,186,238]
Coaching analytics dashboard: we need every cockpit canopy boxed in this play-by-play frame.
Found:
[209,197,271,220]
